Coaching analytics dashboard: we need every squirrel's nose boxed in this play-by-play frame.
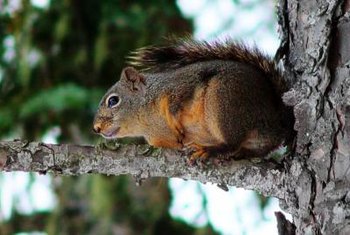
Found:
[93,123,101,134]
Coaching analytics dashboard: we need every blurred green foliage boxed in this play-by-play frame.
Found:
[0,0,277,234]
[0,1,221,234]
[0,0,192,141]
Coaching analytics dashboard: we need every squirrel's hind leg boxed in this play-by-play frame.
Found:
[159,96,185,144]
[185,143,210,165]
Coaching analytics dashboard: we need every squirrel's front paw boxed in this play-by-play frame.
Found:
[140,145,160,156]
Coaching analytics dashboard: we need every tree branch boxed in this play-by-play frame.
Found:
[0,140,291,199]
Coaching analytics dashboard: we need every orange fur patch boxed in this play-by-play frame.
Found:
[159,96,184,143]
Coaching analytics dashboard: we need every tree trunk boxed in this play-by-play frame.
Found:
[278,0,350,234]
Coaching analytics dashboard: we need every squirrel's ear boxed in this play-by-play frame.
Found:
[120,67,146,94]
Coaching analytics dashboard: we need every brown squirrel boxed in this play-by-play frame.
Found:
[93,39,294,161]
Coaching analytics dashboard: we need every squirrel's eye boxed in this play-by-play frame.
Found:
[107,95,120,108]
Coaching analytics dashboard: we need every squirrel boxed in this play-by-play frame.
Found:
[93,39,294,162]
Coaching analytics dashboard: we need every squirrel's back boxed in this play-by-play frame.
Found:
[128,39,289,97]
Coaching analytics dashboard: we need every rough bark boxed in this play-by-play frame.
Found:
[0,140,293,200]
[278,0,350,234]
[275,212,296,235]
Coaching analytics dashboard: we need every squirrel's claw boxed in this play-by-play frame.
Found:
[188,148,209,166]
[182,143,210,165]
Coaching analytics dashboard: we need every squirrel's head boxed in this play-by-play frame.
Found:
[93,67,146,139]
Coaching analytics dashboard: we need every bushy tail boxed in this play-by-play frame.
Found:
[128,39,289,96]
